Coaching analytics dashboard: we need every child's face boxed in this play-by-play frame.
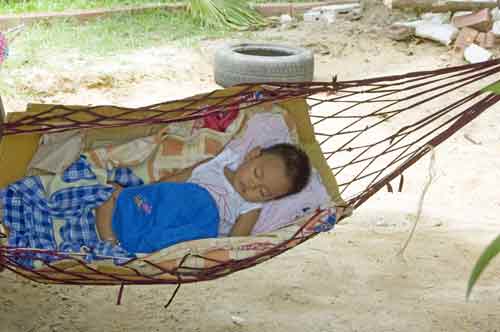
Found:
[232,147,292,203]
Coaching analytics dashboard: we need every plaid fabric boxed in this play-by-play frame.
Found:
[110,167,144,187]
[2,156,137,267]
[62,156,97,182]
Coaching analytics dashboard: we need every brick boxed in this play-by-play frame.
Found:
[453,27,479,53]
[475,32,486,47]
[484,32,495,48]
[451,8,492,32]
[475,31,496,49]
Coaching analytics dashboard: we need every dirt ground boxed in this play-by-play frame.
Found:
[1,1,499,331]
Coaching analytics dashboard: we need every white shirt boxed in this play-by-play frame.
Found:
[188,148,262,236]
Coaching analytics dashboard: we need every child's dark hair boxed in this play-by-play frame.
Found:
[261,143,311,197]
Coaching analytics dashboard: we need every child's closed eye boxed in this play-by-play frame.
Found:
[254,167,263,179]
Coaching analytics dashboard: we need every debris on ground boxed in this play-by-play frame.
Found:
[415,22,458,45]
[231,315,246,326]
[296,0,497,64]
[303,1,363,25]
[387,24,414,41]
[385,4,500,63]
[279,14,297,30]
[452,8,492,31]
[464,43,493,62]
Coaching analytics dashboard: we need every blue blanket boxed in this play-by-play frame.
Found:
[112,182,220,253]
[1,156,142,267]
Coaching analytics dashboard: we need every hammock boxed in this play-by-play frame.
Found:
[1,59,499,296]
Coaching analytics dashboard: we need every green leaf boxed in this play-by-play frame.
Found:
[187,0,267,30]
[466,234,500,300]
[481,81,500,95]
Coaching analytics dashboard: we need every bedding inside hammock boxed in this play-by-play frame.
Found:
[0,105,335,268]
[1,158,142,267]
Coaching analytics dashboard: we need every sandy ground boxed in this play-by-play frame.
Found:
[1,1,500,331]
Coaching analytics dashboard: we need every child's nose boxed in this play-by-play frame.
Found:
[249,178,260,189]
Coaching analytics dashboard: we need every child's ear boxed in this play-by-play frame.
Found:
[245,146,262,161]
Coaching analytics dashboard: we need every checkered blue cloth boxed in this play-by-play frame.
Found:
[109,167,144,187]
[2,156,141,267]
[62,156,97,182]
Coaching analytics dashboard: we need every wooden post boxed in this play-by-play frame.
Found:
[385,0,499,12]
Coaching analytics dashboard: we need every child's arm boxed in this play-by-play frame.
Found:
[230,209,261,237]
[158,157,209,183]
[158,165,195,183]
[95,183,123,244]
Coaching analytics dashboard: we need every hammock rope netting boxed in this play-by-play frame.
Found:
[1,59,499,290]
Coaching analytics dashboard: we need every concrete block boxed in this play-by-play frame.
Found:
[464,43,492,63]
[421,12,451,24]
[304,3,362,25]
[316,3,362,15]
[394,20,420,28]
[491,7,500,21]
[415,22,458,45]
[492,21,500,36]
[303,10,322,22]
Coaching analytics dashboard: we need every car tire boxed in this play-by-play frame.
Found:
[214,43,314,87]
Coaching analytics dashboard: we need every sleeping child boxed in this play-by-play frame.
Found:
[95,143,312,253]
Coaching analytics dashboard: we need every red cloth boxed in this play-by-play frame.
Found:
[195,105,240,132]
